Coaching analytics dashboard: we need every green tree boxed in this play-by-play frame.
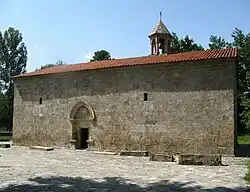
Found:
[180,35,204,52]
[231,29,250,134]
[170,33,204,53]
[40,64,57,70]
[209,35,232,49]
[90,50,112,62]
[55,60,65,65]
[170,33,181,53]
[0,27,27,131]
[0,93,10,130]
[36,60,66,71]
[0,27,27,90]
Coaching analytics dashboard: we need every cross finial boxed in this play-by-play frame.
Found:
[160,11,162,20]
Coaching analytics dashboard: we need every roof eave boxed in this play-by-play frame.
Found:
[12,55,238,79]
[148,32,173,38]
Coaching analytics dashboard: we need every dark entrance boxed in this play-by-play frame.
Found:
[80,128,89,149]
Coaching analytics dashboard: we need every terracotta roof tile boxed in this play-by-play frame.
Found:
[14,48,238,78]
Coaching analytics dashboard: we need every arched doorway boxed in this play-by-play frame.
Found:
[69,102,95,149]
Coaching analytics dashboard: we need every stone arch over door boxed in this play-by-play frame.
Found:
[69,102,95,149]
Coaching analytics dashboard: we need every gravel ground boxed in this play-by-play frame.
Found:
[0,146,249,192]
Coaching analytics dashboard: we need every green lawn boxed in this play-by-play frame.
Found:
[238,135,250,144]
[0,135,12,141]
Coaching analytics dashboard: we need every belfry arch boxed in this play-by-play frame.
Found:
[69,102,95,149]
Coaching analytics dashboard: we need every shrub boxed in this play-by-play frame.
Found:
[244,160,250,184]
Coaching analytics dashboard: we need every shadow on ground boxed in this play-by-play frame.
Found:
[0,176,248,192]
[236,144,250,157]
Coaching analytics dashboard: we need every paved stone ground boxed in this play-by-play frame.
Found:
[0,146,249,192]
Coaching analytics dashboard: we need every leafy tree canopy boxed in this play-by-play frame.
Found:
[0,27,27,131]
[209,35,232,50]
[90,50,112,62]
[171,33,204,53]
[0,27,27,92]
[36,60,66,71]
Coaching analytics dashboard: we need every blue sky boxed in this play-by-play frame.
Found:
[1,0,250,72]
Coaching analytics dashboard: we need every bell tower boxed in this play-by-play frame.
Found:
[149,12,172,55]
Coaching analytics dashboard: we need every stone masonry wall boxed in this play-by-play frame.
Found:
[13,59,236,155]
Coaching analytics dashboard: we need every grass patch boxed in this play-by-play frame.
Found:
[238,135,250,144]
[0,135,12,141]
[244,160,250,184]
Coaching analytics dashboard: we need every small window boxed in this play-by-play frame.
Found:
[39,97,42,105]
[144,93,148,101]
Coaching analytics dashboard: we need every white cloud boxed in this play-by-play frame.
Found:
[84,52,94,60]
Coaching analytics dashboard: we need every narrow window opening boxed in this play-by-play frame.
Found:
[144,93,148,101]
[39,97,42,105]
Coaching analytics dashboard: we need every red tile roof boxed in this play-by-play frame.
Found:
[14,48,238,78]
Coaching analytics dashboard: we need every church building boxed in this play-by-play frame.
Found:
[12,16,238,155]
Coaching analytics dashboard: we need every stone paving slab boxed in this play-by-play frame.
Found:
[0,141,12,145]
[0,146,249,191]
[92,151,117,155]
[29,146,54,151]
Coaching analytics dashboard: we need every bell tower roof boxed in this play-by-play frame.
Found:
[149,12,171,37]
[149,12,173,55]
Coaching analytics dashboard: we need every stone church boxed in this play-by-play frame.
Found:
[12,17,238,155]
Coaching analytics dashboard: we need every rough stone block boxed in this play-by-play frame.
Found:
[179,154,222,166]
[150,153,175,162]
[119,150,149,156]
[93,151,117,155]
[0,144,11,148]
[87,140,95,146]
[29,146,54,151]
